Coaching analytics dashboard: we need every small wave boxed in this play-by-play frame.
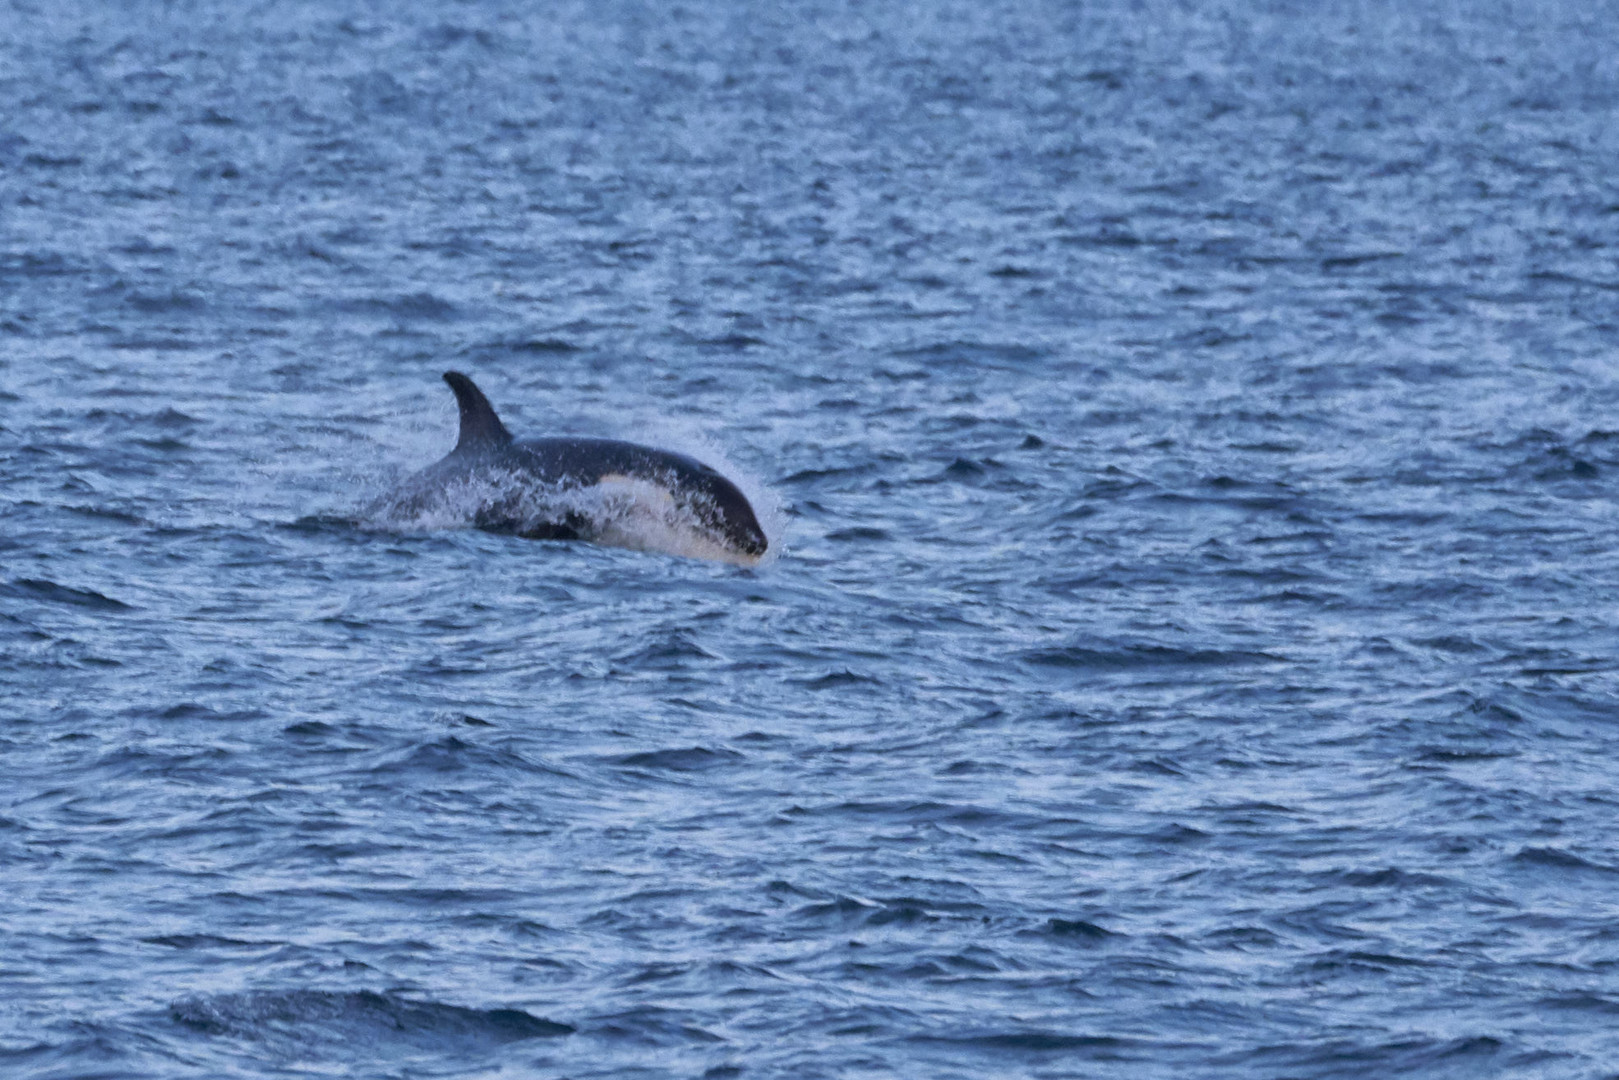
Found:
[1227,1034,1502,1073]
[1022,640,1285,670]
[1146,823,1211,845]
[612,631,723,666]
[609,746,744,772]
[1411,634,1491,655]
[909,1029,1133,1053]
[1043,918,1118,941]
[171,989,572,1049]
[790,892,986,928]
[142,934,263,949]
[790,895,882,924]
[824,525,891,542]
[1202,926,1280,949]
[121,287,206,313]
[376,735,568,778]
[1538,993,1619,1014]
[283,514,365,535]
[150,702,266,722]
[1513,847,1619,875]
[891,340,1051,369]
[1,578,133,611]
[779,463,876,484]
[505,337,581,353]
[795,669,881,689]
[327,291,459,320]
[1307,949,1434,972]
[63,503,147,524]
[587,1005,724,1047]
[1333,867,1454,889]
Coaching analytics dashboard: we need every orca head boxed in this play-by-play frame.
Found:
[688,467,769,559]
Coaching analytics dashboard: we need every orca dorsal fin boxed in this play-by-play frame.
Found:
[443,371,514,454]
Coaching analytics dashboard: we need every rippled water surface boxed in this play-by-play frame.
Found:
[4,1,1619,1076]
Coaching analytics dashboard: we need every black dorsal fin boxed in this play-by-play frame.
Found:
[443,371,513,454]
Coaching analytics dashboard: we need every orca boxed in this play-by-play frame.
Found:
[373,372,769,563]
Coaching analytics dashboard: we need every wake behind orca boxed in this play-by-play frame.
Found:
[371,372,769,564]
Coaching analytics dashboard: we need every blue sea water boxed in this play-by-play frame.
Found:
[3,0,1619,1076]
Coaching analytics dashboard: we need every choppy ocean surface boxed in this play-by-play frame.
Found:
[3,1,1619,1076]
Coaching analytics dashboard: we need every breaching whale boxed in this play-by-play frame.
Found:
[372,372,769,563]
